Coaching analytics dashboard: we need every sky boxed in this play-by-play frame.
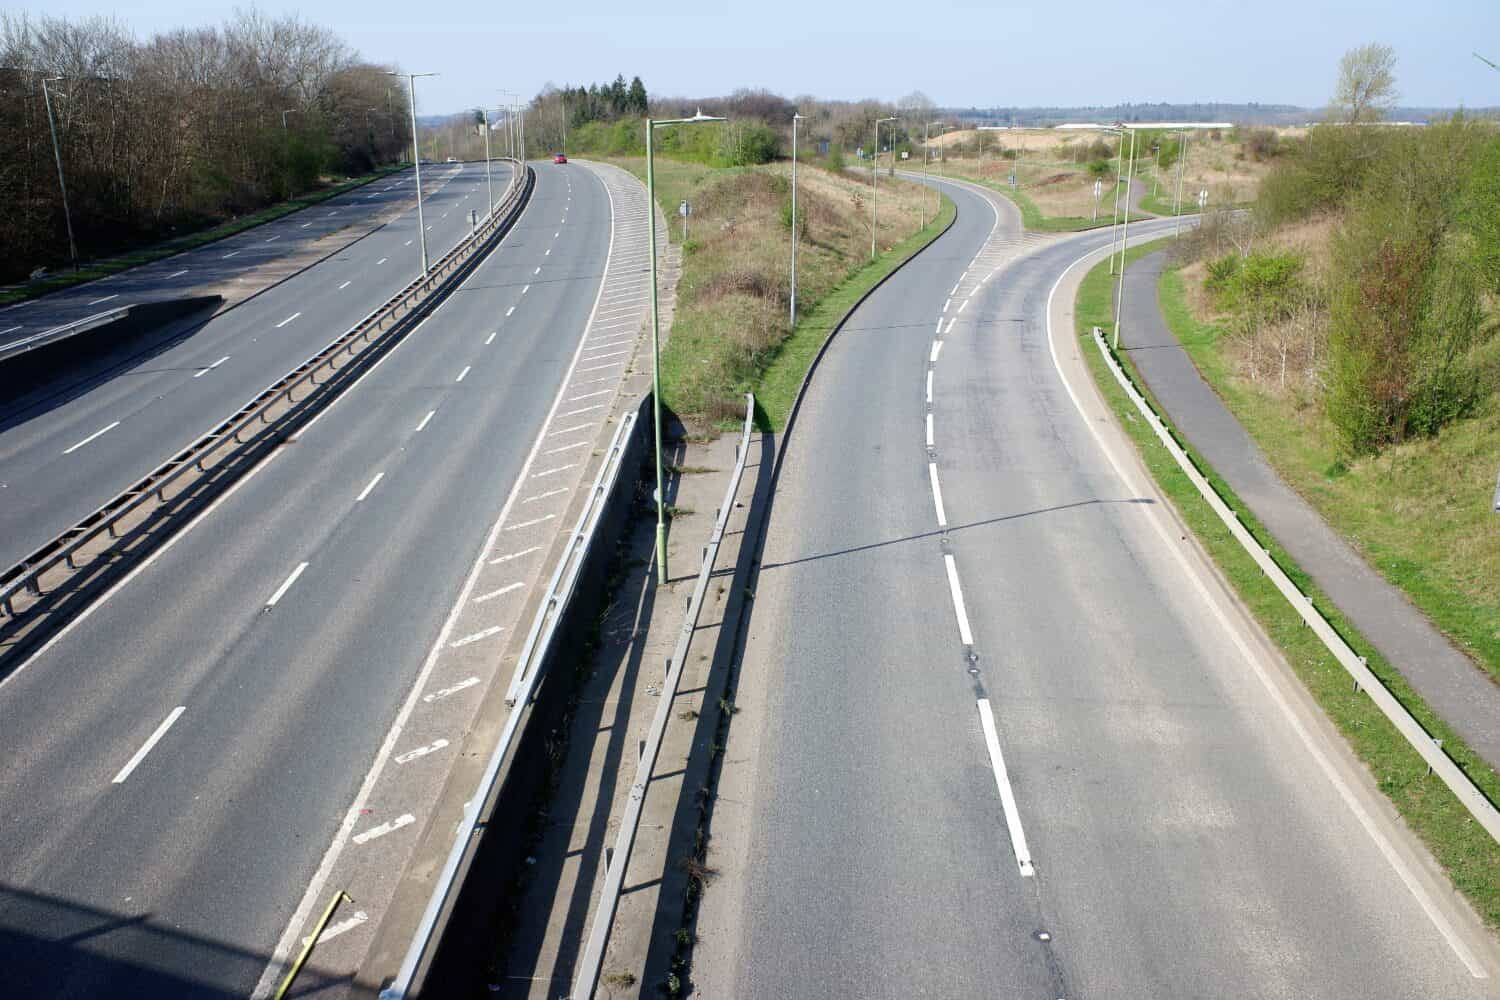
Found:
[30,0,1500,116]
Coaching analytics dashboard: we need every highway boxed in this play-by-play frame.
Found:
[0,159,631,998]
[0,161,499,571]
[698,178,1499,998]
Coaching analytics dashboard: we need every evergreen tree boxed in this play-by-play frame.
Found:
[628,76,648,115]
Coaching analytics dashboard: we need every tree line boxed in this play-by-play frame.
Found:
[0,11,411,283]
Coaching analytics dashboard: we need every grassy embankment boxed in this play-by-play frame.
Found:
[916,158,1143,232]
[1160,258,1500,682]
[611,156,954,430]
[1078,239,1500,928]
[0,163,407,306]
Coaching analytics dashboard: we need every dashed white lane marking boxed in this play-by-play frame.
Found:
[958,299,969,314]
[943,553,974,645]
[377,257,388,265]
[474,582,524,603]
[557,404,605,419]
[978,698,1036,877]
[167,269,189,278]
[545,249,551,256]
[266,562,309,608]
[265,235,280,243]
[302,911,367,947]
[338,280,352,290]
[423,676,480,703]
[522,487,568,503]
[89,294,119,306]
[926,369,933,404]
[506,306,516,317]
[63,421,121,455]
[0,325,19,335]
[926,413,934,448]
[522,284,531,294]
[223,250,239,258]
[394,738,449,764]
[193,356,230,378]
[356,472,384,502]
[485,332,497,345]
[543,440,589,456]
[929,463,947,527]
[414,409,436,433]
[950,281,961,296]
[944,317,957,335]
[301,223,312,229]
[930,341,943,363]
[489,546,541,565]
[533,267,541,275]
[405,240,413,246]
[505,514,556,531]
[275,312,301,328]
[943,297,951,313]
[449,625,503,648]
[554,231,560,238]
[934,318,943,335]
[455,365,471,383]
[352,814,414,845]
[111,706,186,784]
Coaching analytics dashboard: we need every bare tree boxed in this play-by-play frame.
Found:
[1331,43,1397,124]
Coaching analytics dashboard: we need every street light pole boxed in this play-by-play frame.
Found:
[790,112,805,326]
[1113,126,1139,350]
[872,116,897,259]
[1173,130,1190,238]
[1109,127,1124,274]
[646,110,726,584]
[480,106,493,215]
[389,71,438,274]
[41,76,78,269]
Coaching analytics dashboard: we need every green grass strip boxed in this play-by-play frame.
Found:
[1076,240,1500,929]
[1,164,407,306]
[754,194,956,431]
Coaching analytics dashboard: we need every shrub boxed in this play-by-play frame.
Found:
[827,145,845,172]
[1086,158,1113,178]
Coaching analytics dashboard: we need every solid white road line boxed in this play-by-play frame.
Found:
[544,440,590,455]
[352,814,414,845]
[557,404,605,419]
[450,625,503,648]
[505,514,556,531]
[943,553,973,645]
[929,463,947,527]
[89,294,119,306]
[930,341,943,363]
[577,361,625,374]
[549,422,594,436]
[356,472,384,502]
[473,582,524,603]
[523,488,568,503]
[489,546,541,565]
[567,389,612,402]
[111,706,186,784]
[338,281,351,290]
[266,562,309,608]
[533,463,578,478]
[394,738,449,764]
[193,356,230,378]
[275,312,301,328]
[977,698,1036,877]
[63,420,121,455]
[414,410,436,432]
[456,365,471,383]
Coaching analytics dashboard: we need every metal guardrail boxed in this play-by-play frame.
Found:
[1091,326,1500,843]
[0,306,130,362]
[0,161,531,630]
[570,392,756,1000]
[379,405,641,1000]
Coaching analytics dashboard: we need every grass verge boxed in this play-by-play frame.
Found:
[944,171,1148,233]
[755,194,955,430]
[1077,241,1500,929]
[1,164,406,306]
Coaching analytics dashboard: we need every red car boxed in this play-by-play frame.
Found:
[553,153,567,164]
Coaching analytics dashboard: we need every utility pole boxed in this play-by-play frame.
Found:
[41,76,78,268]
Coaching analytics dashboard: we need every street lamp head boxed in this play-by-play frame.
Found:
[688,109,726,123]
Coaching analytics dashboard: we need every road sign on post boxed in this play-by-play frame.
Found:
[1198,188,1209,210]
[1093,178,1103,222]
[679,200,690,242]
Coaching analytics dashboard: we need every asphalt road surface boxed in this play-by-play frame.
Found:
[706,178,1498,998]
[0,160,616,998]
[0,162,503,570]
